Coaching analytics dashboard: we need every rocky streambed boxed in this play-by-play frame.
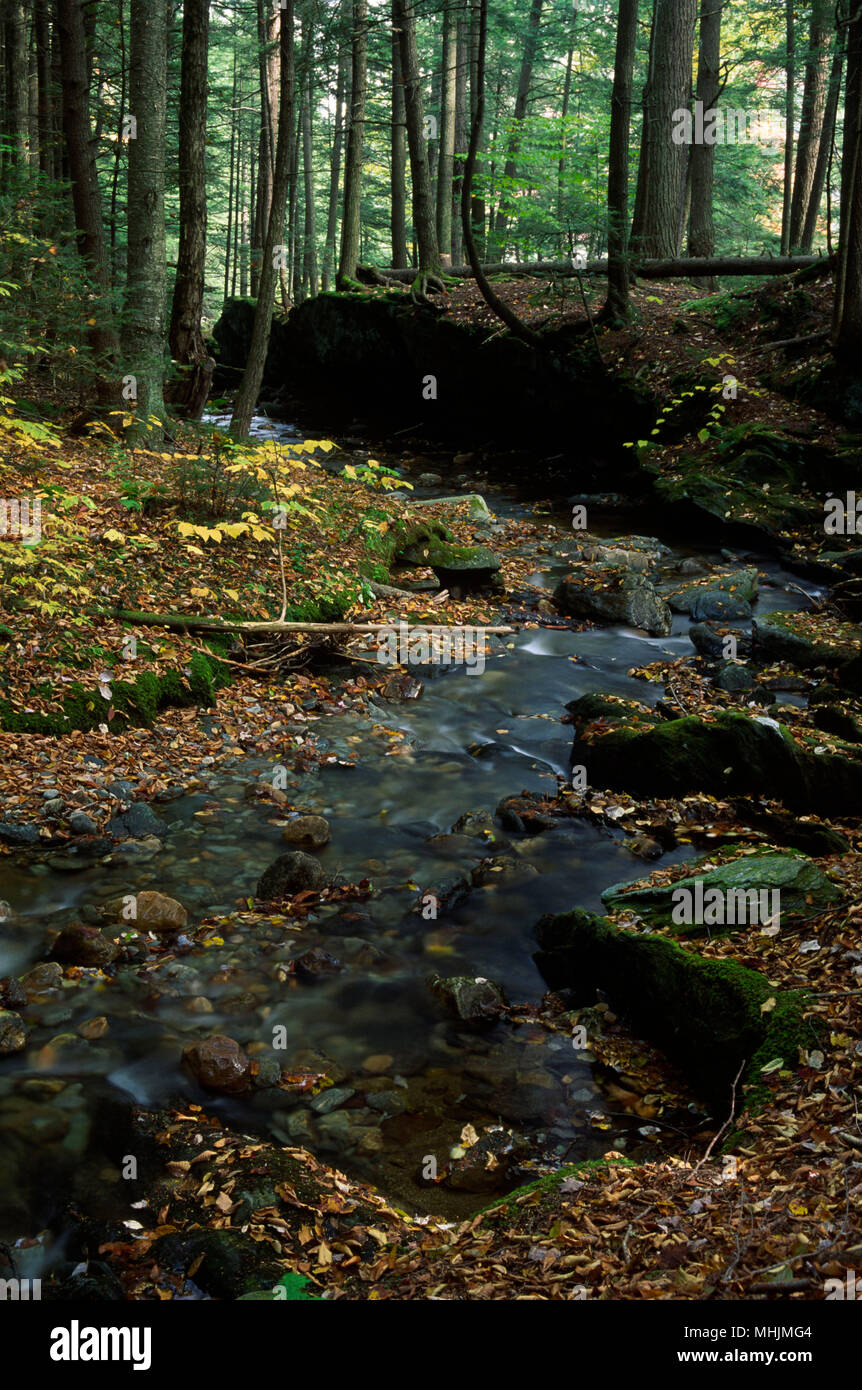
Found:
[1,442,859,1299]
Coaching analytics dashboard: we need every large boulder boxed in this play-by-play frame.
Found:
[753,611,862,668]
[570,706,862,816]
[428,974,506,1022]
[601,852,841,933]
[666,568,759,617]
[533,909,808,1105]
[554,567,672,636]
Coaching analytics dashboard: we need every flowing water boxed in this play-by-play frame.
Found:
[0,420,825,1244]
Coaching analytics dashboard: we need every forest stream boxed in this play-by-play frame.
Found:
[0,416,826,1253]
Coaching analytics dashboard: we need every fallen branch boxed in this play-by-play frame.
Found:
[376,254,827,284]
[105,608,513,636]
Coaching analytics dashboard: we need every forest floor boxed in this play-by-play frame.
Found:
[1,274,860,1300]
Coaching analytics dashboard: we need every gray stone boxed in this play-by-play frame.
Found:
[310,1085,355,1115]
[256,850,326,900]
[107,803,167,839]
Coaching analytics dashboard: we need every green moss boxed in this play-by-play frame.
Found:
[0,651,229,735]
[534,909,812,1109]
[478,1157,635,1218]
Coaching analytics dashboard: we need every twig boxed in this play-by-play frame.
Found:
[686,1060,746,1184]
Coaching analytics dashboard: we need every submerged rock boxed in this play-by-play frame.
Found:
[134,891,188,935]
[50,924,120,968]
[281,813,330,849]
[256,850,326,900]
[107,803,167,840]
[0,1010,28,1054]
[428,973,507,1022]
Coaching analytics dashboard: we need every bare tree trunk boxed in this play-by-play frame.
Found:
[687,0,723,288]
[451,0,467,265]
[224,37,237,301]
[781,0,795,254]
[631,0,697,259]
[168,0,212,419]
[603,0,639,324]
[436,0,457,259]
[487,0,543,260]
[252,0,279,297]
[322,27,346,289]
[230,0,294,438]
[55,0,119,390]
[789,0,832,252]
[5,1,28,164]
[390,0,408,266]
[557,22,575,244]
[802,40,844,253]
[394,0,440,285]
[33,0,50,173]
[337,0,366,287]
[468,0,485,255]
[833,0,862,360]
[125,0,169,438]
[300,5,317,298]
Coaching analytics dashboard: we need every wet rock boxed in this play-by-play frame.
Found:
[57,1262,125,1301]
[445,1127,529,1192]
[753,611,862,668]
[256,850,326,900]
[284,1109,315,1142]
[50,924,119,968]
[0,1010,28,1054]
[554,569,672,636]
[182,1035,252,1094]
[689,622,752,660]
[19,962,64,999]
[357,1126,385,1155]
[381,672,424,701]
[428,974,507,1022]
[253,1056,283,1089]
[310,1085,356,1115]
[366,1089,406,1117]
[134,890,188,935]
[602,852,841,932]
[292,947,342,980]
[0,823,39,846]
[471,855,538,887]
[362,1054,394,1075]
[624,833,664,861]
[76,1016,109,1040]
[0,976,28,1009]
[281,813,330,849]
[688,590,754,623]
[667,568,759,616]
[714,662,755,692]
[451,809,496,839]
[68,811,98,836]
[412,871,471,916]
[107,803,167,839]
[43,798,65,816]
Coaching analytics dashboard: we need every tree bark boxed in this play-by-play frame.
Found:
[451,0,468,265]
[603,0,639,324]
[55,0,119,390]
[168,0,212,420]
[781,0,795,254]
[337,0,366,287]
[390,0,408,266]
[789,0,832,252]
[687,0,723,287]
[631,0,698,259]
[833,0,862,360]
[394,0,440,284]
[486,0,543,260]
[321,27,347,290]
[33,0,51,174]
[125,0,169,438]
[230,0,295,438]
[436,0,457,259]
[802,41,844,253]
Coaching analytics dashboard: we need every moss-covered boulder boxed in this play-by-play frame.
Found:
[570,707,862,816]
[753,610,862,668]
[533,909,811,1106]
[666,567,759,617]
[555,567,672,636]
[601,852,840,933]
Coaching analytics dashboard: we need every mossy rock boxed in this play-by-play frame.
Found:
[601,851,841,934]
[0,651,228,735]
[533,908,812,1108]
[753,610,862,668]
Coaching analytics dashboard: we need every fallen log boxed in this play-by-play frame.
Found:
[104,608,513,636]
[372,254,826,283]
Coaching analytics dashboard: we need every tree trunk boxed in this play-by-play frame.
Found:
[833,0,862,360]
[5,1,28,165]
[55,0,119,388]
[321,29,346,290]
[125,0,169,438]
[631,0,697,259]
[394,0,440,281]
[468,0,485,255]
[603,0,639,324]
[230,0,294,438]
[557,26,575,244]
[224,37,237,301]
[687,0,723,288]
[390,0,408,266]
[451,0,467,265]
[789,0,832,252]
[486,0,543,261]
[168,0,212,420]
[33,0,51,173]
[781,0,795,254]
[300,7,317,298]
[337,0,366,287]
[802,41,844,253]
[252,0,279,297]
[436,0,457,259]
